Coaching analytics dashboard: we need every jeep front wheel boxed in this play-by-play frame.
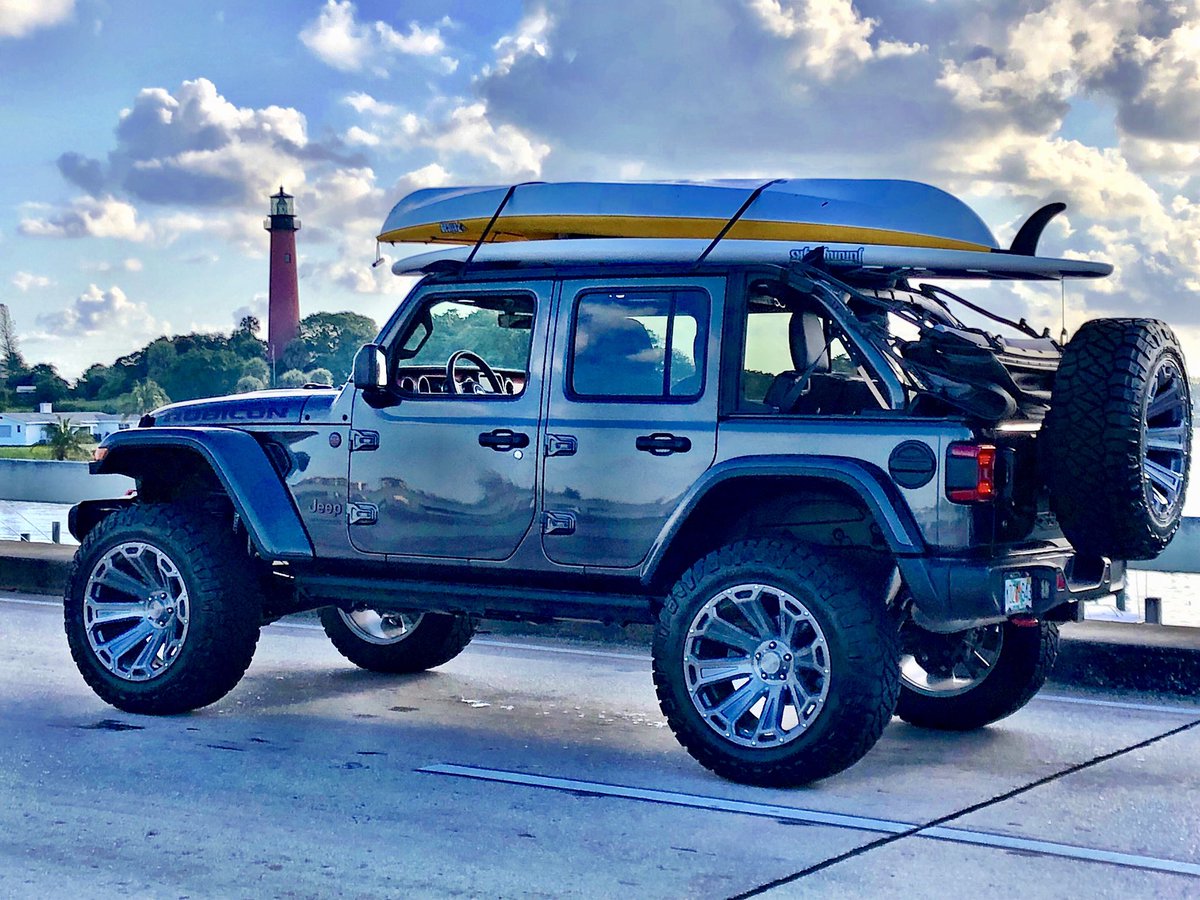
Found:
[896,619,1058,730]
[652,539,899,786]
[64,504,262,715]
[319,606,478,673]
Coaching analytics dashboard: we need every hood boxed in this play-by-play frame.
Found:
[151,389,339,426]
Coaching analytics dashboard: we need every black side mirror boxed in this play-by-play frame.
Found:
[352,344,388,390]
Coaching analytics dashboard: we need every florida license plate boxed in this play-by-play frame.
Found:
[1004,573,1033,614]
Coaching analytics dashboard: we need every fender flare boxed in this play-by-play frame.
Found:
[639,455,925,585]
[90,427,314,561]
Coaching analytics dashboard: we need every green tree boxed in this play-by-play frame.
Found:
[44,416,90,460]
[304,367,334,386]
[236,375,266,393]
[281,312,377,381]
[121,379,171,415]
[277,369,308,388]
[242,357,270,382]
[0,304,24,379]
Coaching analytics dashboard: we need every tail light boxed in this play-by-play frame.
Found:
[946,443,997,503]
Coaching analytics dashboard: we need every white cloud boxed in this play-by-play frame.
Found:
[35,284,162,340]
[11,272,52,291]
[57,78,319,208]
[492,7,552,76]
[344,126,381,147]
[19,196,153,241]
[0,0,73,38]
[746,0,923,75]
[432,104,550,177]
[300,0,456,75]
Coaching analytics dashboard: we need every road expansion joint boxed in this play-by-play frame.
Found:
[729,716,1200,899]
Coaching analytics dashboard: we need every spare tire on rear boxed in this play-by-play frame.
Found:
[1044,318,1191,560]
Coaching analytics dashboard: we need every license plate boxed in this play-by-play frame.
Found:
[1004,573,1033,614]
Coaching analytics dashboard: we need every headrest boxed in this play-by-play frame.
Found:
[789,312,830,372]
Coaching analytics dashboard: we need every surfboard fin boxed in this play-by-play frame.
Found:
[1007,202,1067,256]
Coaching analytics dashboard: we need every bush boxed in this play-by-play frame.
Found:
[277,369,308,388]
[236,375,266,393]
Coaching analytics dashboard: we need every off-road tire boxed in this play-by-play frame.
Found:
[64,503,262,715]
[897,621,1058,731]
[1044,318,1191,559]
[653,539,899,787]
[319,608,478,673]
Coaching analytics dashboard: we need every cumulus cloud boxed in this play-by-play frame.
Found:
[35,284,162,340]
[0,0,73,38]
[938,0,1200,140]
[52,78,351,208]
[11,272,52,291]
[300,0,457,75]
[746,0,924,75]
[19,196,153,241]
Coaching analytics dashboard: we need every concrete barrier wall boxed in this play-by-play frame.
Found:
[0,459,134,504]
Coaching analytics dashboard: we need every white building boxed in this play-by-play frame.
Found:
[0,410,137,447]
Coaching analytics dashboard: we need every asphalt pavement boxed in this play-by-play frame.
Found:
[2,593,1199,899]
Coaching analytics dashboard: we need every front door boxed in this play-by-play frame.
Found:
[348,282,551,559]
[541,277,722,568]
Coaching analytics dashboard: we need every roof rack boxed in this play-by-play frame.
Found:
[461,181,544,275]
[691,178,783,268]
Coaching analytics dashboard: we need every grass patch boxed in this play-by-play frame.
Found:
[0,443,97,460]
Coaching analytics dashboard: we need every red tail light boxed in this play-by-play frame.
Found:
[946,443,997,503]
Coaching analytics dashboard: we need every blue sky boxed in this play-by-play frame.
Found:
[2,0,1199,378]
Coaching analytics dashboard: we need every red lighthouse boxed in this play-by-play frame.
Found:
[264,186,301,370]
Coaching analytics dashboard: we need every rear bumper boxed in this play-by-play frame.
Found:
[900,542,1124,633]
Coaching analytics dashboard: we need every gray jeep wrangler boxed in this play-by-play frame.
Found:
[64,242,1190,786]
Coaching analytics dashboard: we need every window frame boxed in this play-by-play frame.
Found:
[565,286,711,405]
[385,288,540,402]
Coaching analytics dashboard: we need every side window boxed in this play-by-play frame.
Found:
[741,304,877,413]
[391,293,535,396]
[570,288,708,401]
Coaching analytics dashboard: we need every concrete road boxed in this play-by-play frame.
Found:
[1,594,1198,899]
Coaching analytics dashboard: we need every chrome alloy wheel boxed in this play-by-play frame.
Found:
[83,541,190,682]
[900,623,1003,697]
[684,583,831,748]
[1143,357,1189,521]
[337,608,425,645]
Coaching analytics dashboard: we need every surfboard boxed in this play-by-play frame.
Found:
[377,180,1001,253]
[390,237,1112,281]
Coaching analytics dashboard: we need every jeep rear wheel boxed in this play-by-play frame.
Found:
[1044,318,1191,560]
[896,619,1058,731]
[64,504,262,715]
[653,539,899,786]
[319,606,478,673]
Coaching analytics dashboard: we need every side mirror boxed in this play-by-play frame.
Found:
[352,344,388,390]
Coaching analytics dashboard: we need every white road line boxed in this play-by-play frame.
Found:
[421,763,1200,879]
[1037,693,1200,716]
[0,596,60,607]
[473,638,650,662]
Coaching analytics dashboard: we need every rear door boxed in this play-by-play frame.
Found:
[541,277,722,568]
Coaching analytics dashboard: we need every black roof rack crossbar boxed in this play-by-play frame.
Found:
[461,181,543,274]
[691,178,784,269]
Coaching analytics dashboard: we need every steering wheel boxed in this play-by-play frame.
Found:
[445,350,504,395]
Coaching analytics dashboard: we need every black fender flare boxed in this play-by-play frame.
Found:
[89,427,314,561]
[639,455,926,585]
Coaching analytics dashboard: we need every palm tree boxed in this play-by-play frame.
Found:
[122,379,171,416]
[44,416,90,461]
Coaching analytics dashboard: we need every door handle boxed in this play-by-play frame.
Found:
[635,433,692,456]
[478,428,530,451]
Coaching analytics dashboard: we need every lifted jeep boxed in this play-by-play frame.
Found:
[64,200,1191,786]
